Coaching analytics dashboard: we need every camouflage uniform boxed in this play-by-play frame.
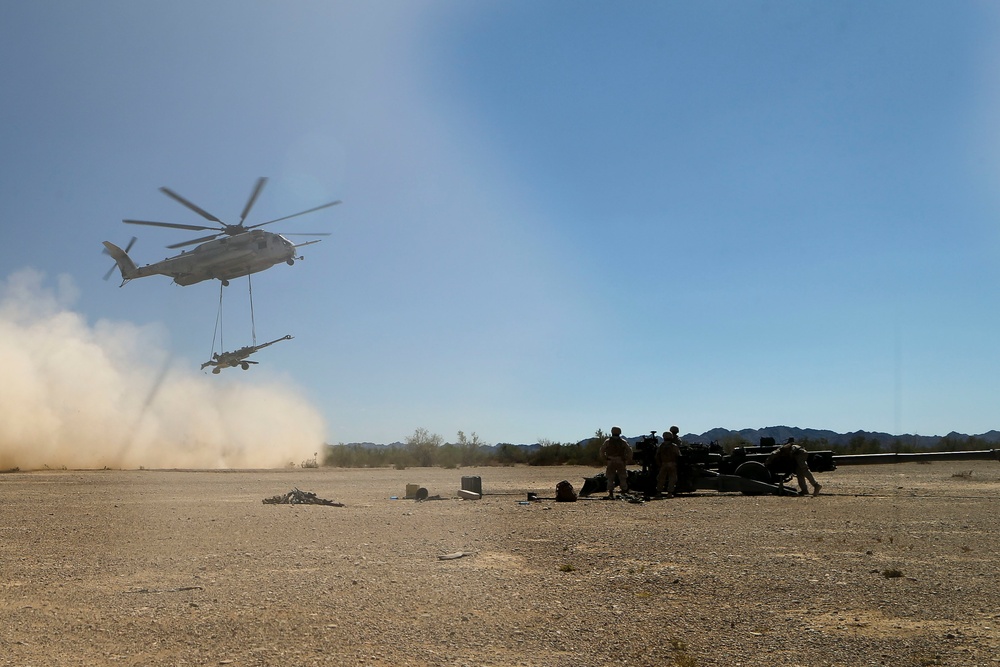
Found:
[600,429,633,497]
[767,439,822,496]
[656,432,681,497]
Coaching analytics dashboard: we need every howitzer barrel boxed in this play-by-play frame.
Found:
[833,449,999,466]
[255,334,293,350]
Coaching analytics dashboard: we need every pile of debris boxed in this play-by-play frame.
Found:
[262,488,344,506]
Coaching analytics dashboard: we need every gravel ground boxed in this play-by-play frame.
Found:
[1,461,998,667]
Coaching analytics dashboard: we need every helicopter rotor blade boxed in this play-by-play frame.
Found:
[166,233,223,249]
[240,177,268,225]
[280,232,333,237]
[159,187,224,223]
[123,219,217,232]
[247,200,342,229]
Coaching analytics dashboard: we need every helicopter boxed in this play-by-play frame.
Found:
[103,178,340,287]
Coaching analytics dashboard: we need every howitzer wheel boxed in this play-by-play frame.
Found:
[734,461,771,495]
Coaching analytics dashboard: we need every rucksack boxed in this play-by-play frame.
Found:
[555,480,578,502]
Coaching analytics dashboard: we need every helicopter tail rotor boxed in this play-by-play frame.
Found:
[102,237,138,281]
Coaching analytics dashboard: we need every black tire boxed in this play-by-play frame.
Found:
[735,461,771,495]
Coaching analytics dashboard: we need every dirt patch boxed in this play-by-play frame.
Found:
[1,461,998,666]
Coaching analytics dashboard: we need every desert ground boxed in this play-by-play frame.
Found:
[1,460,998,667]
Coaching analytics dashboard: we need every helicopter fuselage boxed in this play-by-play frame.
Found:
[104,229,316,286]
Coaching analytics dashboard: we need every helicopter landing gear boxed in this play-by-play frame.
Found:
[212,367,221,374]
[286,258,295,266]
[221,279,230,287]
[241,362,250,370]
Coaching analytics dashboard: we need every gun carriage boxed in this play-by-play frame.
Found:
[580,435,999,498]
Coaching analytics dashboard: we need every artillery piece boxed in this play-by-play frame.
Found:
[200,334,292,373]
[580,434,999,498]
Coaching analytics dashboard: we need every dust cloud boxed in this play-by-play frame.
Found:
[0,270,325,470]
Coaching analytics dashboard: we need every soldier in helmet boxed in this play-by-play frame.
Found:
[766,437,822,496]
[656,425,682,498]
[600,426,633,499]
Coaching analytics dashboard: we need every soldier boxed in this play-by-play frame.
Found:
[766,437,822,496]
[656,426,682,498]
[600,426,633,499]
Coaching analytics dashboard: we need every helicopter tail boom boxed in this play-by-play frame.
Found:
[102,241,140,282]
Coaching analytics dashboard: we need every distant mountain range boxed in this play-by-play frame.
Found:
[337,426,1000,451]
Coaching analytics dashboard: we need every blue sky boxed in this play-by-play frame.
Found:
[2,1,998,457]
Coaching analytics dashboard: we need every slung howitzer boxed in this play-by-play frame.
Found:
[201,334,293,373]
